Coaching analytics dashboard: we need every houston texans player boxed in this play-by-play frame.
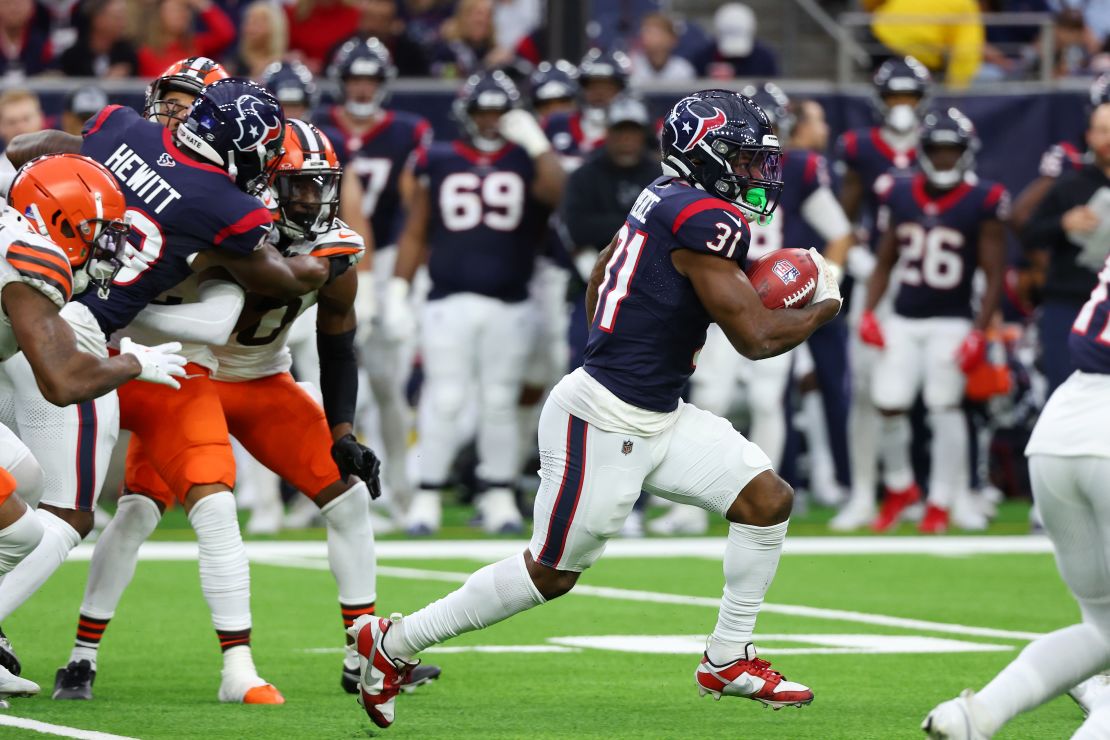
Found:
[316,38,432,510]
[3,79,332,703]
[922,252,1110,739]
[832,55,932,531]
[529,59,579,119]
[389,71,565,536]
[861,108,1008,534]
[260,59,317,121]
[542,48,631,170]
[347,89,842,729]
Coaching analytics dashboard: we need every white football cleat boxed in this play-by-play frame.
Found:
[477,488,523,535]
[217,675,284,704]
[922,689,992,739]
[695,643,812,709]
[405,491,442,536]
[648,503,709,535]
[0,664,38,699]
[828,500,875,532]
[1070,673,1110,717]
[350,613,418,728]
[950,494,988,531]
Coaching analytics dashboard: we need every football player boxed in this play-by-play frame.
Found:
[542,48,632,170]
[143,56,229,132]
[922,252,1110,739]
[387,71,564,535]
[348,90,842,729]
[861,108,1008,534]
[3,78,331,703]
[832,55,932,531]
[529,60,579,119]
[659,83,852,536]
[317,38,433,512]
[56,121,437,701]
[259,59,316,121]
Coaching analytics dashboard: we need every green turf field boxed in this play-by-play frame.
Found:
[0,500,1089,739]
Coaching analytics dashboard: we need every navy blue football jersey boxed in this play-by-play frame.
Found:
[584,176,752,412]
[416,140,537,303]
[1070,257,1110,374]
[747,149,828,262]
[77,105,271,335]
[317,107,432,249]
[878,173,1009,320]
[835,126,916,247]
[542,111,602,170]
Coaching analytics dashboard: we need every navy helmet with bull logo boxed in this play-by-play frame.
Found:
[660,89,783,220]
[175,78,286,192]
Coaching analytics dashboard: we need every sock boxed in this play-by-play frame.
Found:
[707,520,789,665]
[974,623,1110,735]
[0,505,43,577]
[187,492,252,654]
[847,395,880,507]
[928,409,969,509]
[0,509,81,621]
[220,644,264,689]
[877,414,914,492]
[320,481,378,657]
[70,495,162,668]
[384,552,545,661]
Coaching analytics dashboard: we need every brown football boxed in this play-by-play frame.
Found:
[745,248,819,310]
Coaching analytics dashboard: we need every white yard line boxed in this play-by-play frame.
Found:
[0,715,139,740]
[66,535,1055,564]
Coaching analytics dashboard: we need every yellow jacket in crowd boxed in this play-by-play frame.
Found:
[869,0,984,87]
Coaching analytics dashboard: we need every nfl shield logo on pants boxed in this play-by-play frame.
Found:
[621,440,634,455]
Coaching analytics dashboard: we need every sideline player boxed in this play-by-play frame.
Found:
[832,55,932,530]
[861,108,1007,533]
[922,251,1110,738]
[54,121,437,700]
[349,90,842,729]
[2,79,330,703]
[390,71,565,535]
[542,49,631,170]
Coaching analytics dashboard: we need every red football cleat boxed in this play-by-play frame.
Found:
[871,482,922,532]
[695,643,813,709]
[349,614,417,728]
[918,504,949,534]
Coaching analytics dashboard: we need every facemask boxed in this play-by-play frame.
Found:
[345,99,379,119]
[471,134,504,153]
[885,104,917,134]
[925,166,963,189]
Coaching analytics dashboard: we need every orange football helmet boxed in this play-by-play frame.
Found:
[270,120,342,240]
[9,153,131,294]
[144,56,229,129]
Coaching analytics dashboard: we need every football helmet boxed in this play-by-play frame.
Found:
[739,82,794,140]
[176,78,286,192]
[661,89,783,219]
[873,56,931,134]
[529,60,580,107]
[9,153,131,297]
[144,56,229,129]
[260,60,317,113]
[918,107,978,189]
[578,48,631,88]
[330,37,396,118]
[269,120,342,241]
[453,71,520,152]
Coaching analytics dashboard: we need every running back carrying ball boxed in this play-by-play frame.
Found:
[746,247,819,309]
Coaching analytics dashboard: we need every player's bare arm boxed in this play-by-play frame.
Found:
[3,283,143,406]
[673,249,839,360]
[392,175,430,283]
[531,150,568,208]
[975,219,1007,331]
[838,168,864,222]
[1011,175,1055,231]
[864,222,899,312]
[339,168,375,269]
[4,131,83,168]
[195,242,329,299]
[584,235,619,325]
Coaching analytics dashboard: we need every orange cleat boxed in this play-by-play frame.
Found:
[241,684,284,704]
[871,482,922,532]
[918,504,949,535]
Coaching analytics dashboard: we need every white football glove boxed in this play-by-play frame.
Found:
[498,109,552,159]
[380,276,415,342]
[119,337,188,389]
[808,248,843,308]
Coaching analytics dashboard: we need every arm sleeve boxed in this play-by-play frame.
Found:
[317,327,358,429]
[127,280,245,345]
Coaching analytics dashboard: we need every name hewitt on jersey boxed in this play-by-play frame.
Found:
[103,143,183,215]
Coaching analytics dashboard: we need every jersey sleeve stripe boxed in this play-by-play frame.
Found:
[312,245,362,258]
[803,152,819,184]
[671,198,743,234]
[984,183,1006,208]
[83,104,123,137]
[212,208,273,246]
[6,258,74,301]
[9,241,72,274]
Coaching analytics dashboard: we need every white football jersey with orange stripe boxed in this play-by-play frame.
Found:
[0,205,74,361]
[211,220,364,382]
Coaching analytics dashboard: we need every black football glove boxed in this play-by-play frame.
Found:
[331,434,382,499]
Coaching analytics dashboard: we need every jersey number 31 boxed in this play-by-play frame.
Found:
[595,222,647,333]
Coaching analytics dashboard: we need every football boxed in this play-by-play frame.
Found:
[745,248,819,310]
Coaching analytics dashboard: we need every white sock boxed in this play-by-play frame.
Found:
[70,495,162,668]
[187,492,252,636]
[974,623,1110,735]
[877,414,914,492]
[384,552,545,661]
[1073,701,1110,740]
[0,506,43,577]
[220,644,264,690]
[0,509,81,621]
[928,409,968,509]
[707,520,789,665]
[321,482,377,636]
[847,396,879,507]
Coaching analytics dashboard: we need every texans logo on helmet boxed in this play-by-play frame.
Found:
[668,97,727,153]
[232,95,282,152]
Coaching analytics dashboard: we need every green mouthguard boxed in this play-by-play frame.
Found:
[745,187,773,225]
